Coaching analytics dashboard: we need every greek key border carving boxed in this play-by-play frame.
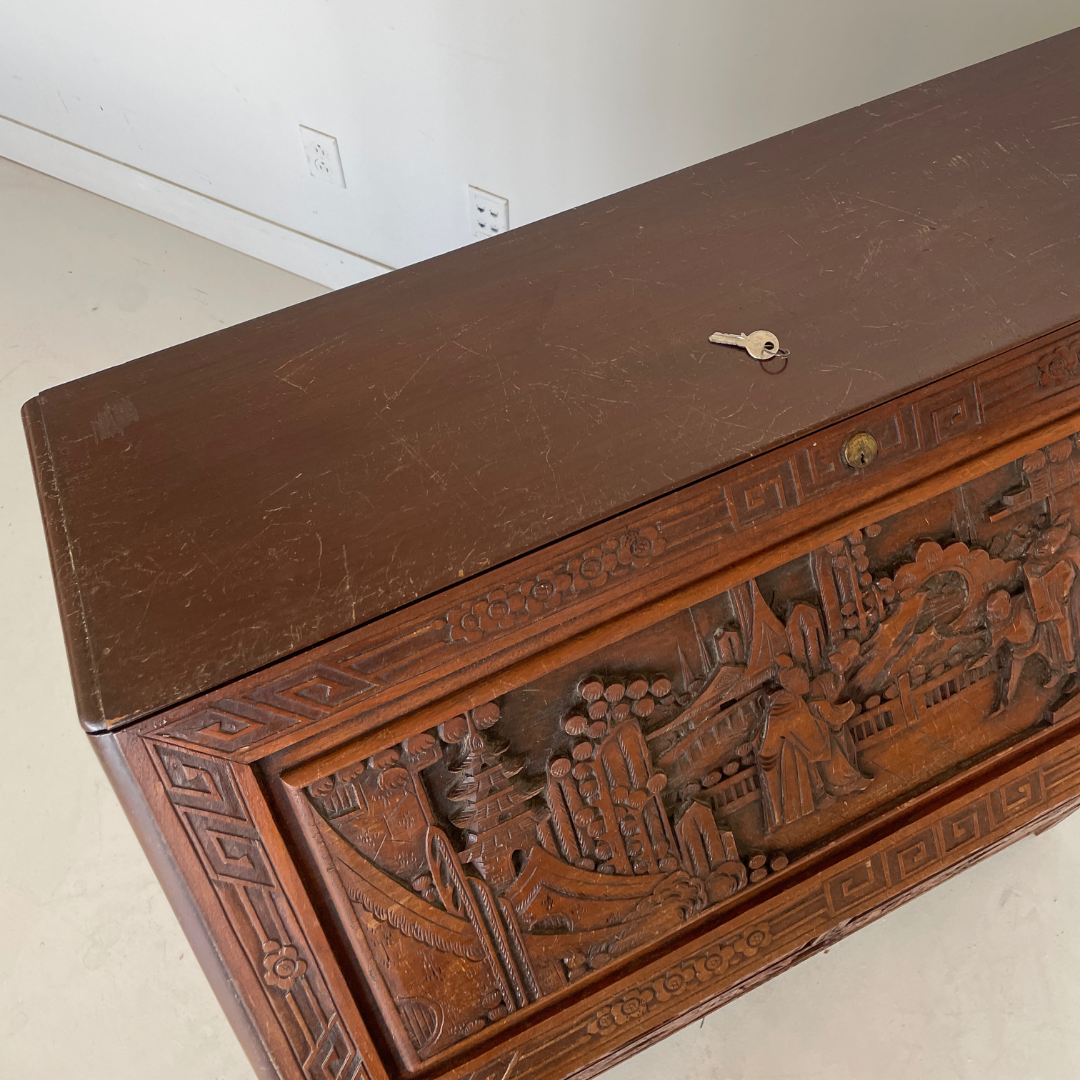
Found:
[144,738,373,1080]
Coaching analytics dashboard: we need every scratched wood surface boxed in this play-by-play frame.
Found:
[23,27,1080,730]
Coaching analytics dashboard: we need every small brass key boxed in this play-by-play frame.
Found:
[708,329,789,361]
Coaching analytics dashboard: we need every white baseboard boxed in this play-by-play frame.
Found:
[0,114,391,289]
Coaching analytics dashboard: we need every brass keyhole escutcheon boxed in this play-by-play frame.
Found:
[843,431,879,469]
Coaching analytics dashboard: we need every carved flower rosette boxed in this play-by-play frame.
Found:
[1038,342,1079,387]
[262,941,307,991]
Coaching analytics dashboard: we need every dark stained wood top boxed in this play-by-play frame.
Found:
[24,28,1080,731]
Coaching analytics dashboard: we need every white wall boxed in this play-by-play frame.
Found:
[3,1,1080,286]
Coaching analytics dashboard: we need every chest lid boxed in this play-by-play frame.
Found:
[24,28,1080,732]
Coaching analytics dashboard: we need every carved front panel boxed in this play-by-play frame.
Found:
[280,433,1080,1072]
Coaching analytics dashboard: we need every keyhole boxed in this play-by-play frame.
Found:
[843,431,879,469]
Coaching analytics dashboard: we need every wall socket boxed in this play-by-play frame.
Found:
[300,126,346,188]
[469,186,509,239]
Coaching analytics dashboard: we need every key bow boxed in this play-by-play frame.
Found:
[709,329,789,362]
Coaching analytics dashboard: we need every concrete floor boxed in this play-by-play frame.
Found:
[4,155,1080,1079]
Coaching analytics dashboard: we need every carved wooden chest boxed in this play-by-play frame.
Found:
[24,28,1080,1080]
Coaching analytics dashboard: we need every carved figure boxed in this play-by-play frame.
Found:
[1021,518,1080,683]
[986,589,1041,705]
[756,659,866,829]
[985,517,1080,711]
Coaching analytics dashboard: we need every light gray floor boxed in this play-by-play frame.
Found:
[4,155,1080,1079]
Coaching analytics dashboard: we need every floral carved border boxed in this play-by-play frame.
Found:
[436,526,665,644]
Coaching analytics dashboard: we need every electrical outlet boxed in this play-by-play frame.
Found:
[300,126,346,187]
[469,186,509,239]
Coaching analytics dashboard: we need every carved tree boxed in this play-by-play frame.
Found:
[541,676,679,876]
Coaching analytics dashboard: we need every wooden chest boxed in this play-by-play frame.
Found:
[24,28,1080,1080]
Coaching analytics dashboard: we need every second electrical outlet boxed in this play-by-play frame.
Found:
[469,186,509,239]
